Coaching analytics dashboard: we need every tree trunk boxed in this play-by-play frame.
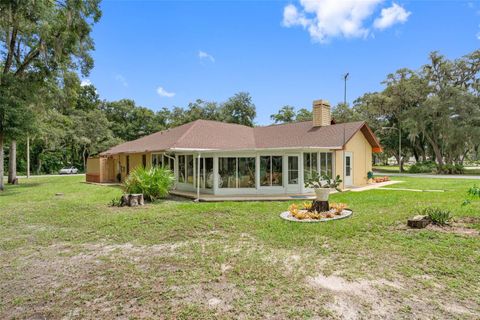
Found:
[309,200,329,213]
[425,133,444,167]
[0,133,4,191]
[8,140,16,184]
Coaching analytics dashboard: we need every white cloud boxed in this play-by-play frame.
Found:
[80,79,92,87]
[115,74,128,87]
[156,86,176,98]
[373,3,411,30]
[282,0,411,43]
[198,50,215,63]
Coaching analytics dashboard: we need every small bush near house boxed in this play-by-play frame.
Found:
[408,161,437,173]
[417,207,452,226]
[123,166,175,201]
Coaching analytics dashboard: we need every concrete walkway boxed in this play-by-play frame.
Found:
[376,172,480,180]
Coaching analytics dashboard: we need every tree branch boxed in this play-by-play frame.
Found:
[3,27,18,75]
[14,46,41,77]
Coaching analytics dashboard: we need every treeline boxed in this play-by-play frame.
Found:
[6,84,258,175]
[347,50,480,171]
[270,50,480,172]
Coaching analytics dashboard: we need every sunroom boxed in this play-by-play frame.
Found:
[157,150,335,197]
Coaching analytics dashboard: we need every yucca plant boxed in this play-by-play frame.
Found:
[123,166,175,202]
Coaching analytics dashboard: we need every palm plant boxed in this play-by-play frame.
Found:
[123,166,175,201]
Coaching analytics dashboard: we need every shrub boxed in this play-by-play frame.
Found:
[408,161,436,173]
[123,166,175,201]
[467,185,480,198]
[438,164,465,175]
[417,207,452,226]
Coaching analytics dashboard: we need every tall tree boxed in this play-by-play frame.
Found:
[270,105,296,123]
[295,108,312,122]
[220,92,256,127]
[0,0,101,190]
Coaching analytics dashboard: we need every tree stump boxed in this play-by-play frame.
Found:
[407,215,430,229]
[309,200,329,213]
[120,194,145,207]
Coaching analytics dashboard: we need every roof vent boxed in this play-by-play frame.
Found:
[312,99,331,127]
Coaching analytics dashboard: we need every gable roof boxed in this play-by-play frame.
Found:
[100,119,381,155]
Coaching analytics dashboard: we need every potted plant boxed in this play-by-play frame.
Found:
[367,171,374,184]
[305,171,343,201]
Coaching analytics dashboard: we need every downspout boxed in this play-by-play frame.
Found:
[195,153,201,202]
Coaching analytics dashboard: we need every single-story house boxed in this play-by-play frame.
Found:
[86,99,382,197]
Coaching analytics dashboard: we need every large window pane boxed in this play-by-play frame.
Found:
[260,156,282,187]
[186,155,194,184]
[319,152,333,178]
[194,157,214,189]
[271,156,283,186]
[238,157,256,188]
[178,155,185,183]
[260,156,271,186]
[288,156,299,184]
[219,157,236,188]
[205,158,214,189]
[326,153,333,178]
[303,152,317,180]
[152,154,163,168]
[320,152,327,176]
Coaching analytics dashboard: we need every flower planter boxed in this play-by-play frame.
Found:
[314,188,332,201]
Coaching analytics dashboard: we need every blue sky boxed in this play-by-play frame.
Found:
[85,0,480,125]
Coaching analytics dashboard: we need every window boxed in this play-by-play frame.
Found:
[303,152,317,180]
[288,156,299,184]
[260,156,282,186]
[152,154,163,167]
[346,156,351,176]
[195,157,214,189]
[165,154,175,171]
[142,154,147,168]
[219,157,256,188]
[186,155,194,184]
[178,155,185,183]
[320,152,333,178]
[238,157,256,188]
[126,156,130,175]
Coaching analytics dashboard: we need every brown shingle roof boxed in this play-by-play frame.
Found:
[100,119,381,155]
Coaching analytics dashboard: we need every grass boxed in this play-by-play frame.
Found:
[373,165,480,175]
[1,176,480,319]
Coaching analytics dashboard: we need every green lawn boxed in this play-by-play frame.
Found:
[1,176,479,319]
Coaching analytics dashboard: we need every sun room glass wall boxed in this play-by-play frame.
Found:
[260,156,282,186]
[218,157,256,188]
[195,157,214,189]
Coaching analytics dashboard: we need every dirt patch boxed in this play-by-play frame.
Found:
[425,224,479,236]
[306,274,478,319]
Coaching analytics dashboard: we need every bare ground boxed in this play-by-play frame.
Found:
[1,233,479,319]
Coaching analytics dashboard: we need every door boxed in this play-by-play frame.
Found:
[344,152,353,186]
[286,155,300,193]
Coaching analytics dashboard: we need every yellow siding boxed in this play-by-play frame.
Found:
[116,153,149,181]
[334,130,373,188]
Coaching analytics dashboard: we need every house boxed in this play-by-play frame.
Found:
[86,99,382,197]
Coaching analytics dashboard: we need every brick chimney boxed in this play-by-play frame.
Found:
[312,99,331,127]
